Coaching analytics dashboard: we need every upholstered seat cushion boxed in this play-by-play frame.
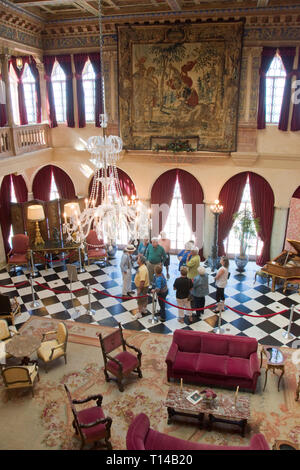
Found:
[37,340,64,362]
[173,352,199,376]
[77,406,106,440]
[196,353,228,376]
[8,254,27,264]
[227,357,252,380]
[106,351,138,375]
[88,249,106,258]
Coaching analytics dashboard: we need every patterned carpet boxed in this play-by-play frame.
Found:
[2,251,300,347]
[1,317,299,450]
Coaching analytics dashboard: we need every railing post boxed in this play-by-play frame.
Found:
[86,283,96,316]
[213,309,225,334]
[30,274,40,308]
[30,249,38,277]
[148,291,159,325]
[282,304,295,340]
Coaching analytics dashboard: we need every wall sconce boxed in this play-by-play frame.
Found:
[27,205,45,247]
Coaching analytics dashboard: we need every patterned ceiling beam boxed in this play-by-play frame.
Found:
[105,0,120,9]
[257,0,269,6]
[74,0,98,16]
[166,0,181,11]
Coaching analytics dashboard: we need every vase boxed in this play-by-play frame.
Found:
[107,244,117,259]
[234,254,249,273]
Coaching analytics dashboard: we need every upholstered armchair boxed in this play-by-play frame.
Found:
[0,319,19,366]
[85,230,107,266]
[98,322,142,392]
[1,364,39,397]
[7,234,30,272]
[0,294,21,326]
[37,322,68,372]
[64,384,113,450]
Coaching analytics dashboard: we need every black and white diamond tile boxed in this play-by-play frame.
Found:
[1,252,300,348]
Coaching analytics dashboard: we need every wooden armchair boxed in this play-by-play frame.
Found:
[98,322,142,392]
[37,322,68,372]
[7,234,30,272]
[85,230,107,266]
[0,294,21,326]
[1,364,39,398]
[64,384,112,450]
[0,319,19,366]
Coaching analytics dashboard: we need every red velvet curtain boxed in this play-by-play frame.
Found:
[28,56,42,124]
[218,172,248,256]
[43,55,57,128]
[11,174,28,203]
[292,186,300,199]
[32,165,53,201]
[116,168,136,199]
[278,47,296,131]
[10,57,28,125]
[56,55,75,128]
[257,47,277,130]
[151,169,177,234]
[0,75,7,127]
[249,172,274,266]
[0,175,12,254]
[74,53,88,128]
[291,51,300,132]
[89,52,104,127]
[52,165,76,199]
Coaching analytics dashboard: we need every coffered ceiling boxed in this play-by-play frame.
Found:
[8,0,300,21]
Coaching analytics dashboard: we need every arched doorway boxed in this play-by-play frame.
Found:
[32,165,76,201]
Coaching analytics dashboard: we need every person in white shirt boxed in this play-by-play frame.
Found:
[213,256,229,313]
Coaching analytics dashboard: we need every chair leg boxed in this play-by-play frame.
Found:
[105,437,112,450]
[117,377,124,392]
[104,369,110,383]
[137,367,143,379]
[64,354,67,364]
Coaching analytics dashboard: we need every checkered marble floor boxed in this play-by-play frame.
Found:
[1,251,300,347]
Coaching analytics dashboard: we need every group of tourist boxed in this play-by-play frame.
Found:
[120,233,229,323]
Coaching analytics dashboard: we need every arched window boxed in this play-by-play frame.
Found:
[50,172,60,201]
[164,177,194,250]
[9,65,19,125]
[82,60,96,122]
[22,63,37,123]
[51,62,67,123]
[266,54,286,124]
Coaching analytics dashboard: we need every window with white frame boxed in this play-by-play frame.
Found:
[51,62,67,123]
[266,54,286,124]
[49,172,60,201]
[9,65,20,125]
[223,177,263,259]
[22,63,37,123]
[163,178,194,251]
[82,60,96,122]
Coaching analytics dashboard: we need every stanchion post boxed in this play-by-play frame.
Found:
[78,246,85,273]
[148,291,158,324]
[29,274,40,308]
[282,304,295,340]
[86,283,96,316]
[213,309,225,334]
[30,250,38,277]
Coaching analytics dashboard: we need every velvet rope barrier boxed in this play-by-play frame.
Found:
[34,280,84,294]
[92,287,149,300]
[0,280,30,288]
[157,297,217,311]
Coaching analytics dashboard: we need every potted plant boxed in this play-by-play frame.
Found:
[233,208,260,272]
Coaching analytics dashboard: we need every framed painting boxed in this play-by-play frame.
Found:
[117,22,244,152]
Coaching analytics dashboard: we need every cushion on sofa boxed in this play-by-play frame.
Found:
[173,352,199,375]
[228,336,258,359]
[200,333,229,356]
[173,330,202,353]
[227,357,253,380]
[196,353,228,376]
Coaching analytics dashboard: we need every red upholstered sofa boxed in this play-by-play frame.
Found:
[126,413,270,450]
[165,330,260,393]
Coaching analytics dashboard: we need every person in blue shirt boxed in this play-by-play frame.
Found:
[177,240,195,271]
[151,264,168,322]
[137,238,150,257]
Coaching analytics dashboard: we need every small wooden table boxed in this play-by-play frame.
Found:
[165,386,250,437]
[260,346,286,392]
[5,334,41,365]
[272,440,298,450]
[296,374,300,401]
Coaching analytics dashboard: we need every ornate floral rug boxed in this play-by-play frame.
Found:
[0,317,299,450]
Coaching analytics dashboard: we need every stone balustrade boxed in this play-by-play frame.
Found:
[0,124,50,158]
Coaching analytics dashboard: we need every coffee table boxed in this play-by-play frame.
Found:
[165,386,250,436]
[260,346,286,392]
[5,334,41,365]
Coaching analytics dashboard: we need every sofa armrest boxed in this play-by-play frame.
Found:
[126,413,150,450]
[165,341,178,366]
[249,433,270,450]
[249,352,261,377]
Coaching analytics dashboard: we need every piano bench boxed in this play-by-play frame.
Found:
[283,278,300,294]
[254,270,271,286]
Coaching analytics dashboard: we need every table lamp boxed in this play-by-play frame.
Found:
[27,205,45,247]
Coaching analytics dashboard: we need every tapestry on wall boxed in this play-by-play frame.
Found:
[117,22,244,152]
[284,197,300,252]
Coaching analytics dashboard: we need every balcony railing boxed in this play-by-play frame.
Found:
[0,124,50,158]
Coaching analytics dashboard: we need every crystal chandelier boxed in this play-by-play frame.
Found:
[63,0,149,247]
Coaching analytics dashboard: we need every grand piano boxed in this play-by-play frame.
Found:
[262,239,300,292]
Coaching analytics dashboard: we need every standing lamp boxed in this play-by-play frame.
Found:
[27,205,45,247]
[208,200,224,272]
